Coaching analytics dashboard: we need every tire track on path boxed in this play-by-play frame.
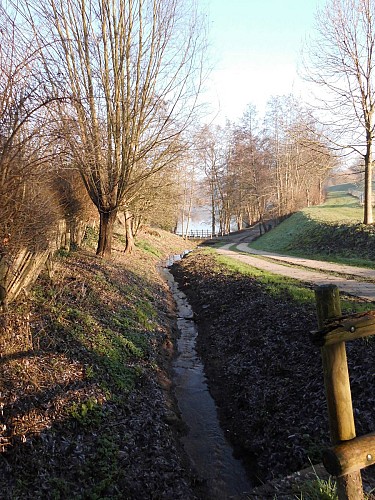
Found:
[217,243,375,301]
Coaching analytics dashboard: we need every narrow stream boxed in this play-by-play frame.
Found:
[161,254,253,499]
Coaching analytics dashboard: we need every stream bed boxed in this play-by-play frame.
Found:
[161,254,253,499]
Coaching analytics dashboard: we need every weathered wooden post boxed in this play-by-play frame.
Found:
[315,284,364,500]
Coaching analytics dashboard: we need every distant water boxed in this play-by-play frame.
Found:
[177,205,233,234]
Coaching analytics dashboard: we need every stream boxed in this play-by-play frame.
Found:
[161,253,253,499]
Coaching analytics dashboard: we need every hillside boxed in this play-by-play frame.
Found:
[0,227,201,499]
[250,188,375,266]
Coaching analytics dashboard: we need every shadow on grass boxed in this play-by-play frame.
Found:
[0,253,175,499]
[171,249,375,486]
[322,202,360,209]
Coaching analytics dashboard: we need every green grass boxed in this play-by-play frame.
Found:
[50,307,145,394]
[32,261,159,397]
[215,251,374,314]
[295,473,373,500]
[303,189,363,223]
[249,190,375,267]
[135,239,163,258]
[295,476,338,499]
[217,253,314,304]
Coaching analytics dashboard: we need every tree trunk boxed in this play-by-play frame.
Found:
[211,188,216,236]
[70,219,86,250]
[96,210,117,258]
[306,187,310,207]
[237,213,243,231]
[124,210,135,255]
[364,133,373,224]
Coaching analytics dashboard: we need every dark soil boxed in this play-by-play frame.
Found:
[0,230,201,499]
[170,248,375,494]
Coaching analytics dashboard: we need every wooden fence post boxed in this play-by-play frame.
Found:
[315,284,364,500]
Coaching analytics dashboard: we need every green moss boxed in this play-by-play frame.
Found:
[68,397,104,427]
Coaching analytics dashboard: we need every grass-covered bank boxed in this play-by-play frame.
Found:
[0,228,199,499]
[216,252,373,315]
[250,190,375,267]
[170,247,375,499]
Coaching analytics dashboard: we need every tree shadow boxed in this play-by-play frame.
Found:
[0,256,180,499]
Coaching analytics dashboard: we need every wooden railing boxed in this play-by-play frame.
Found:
[176,229,217,239]
[313,285,375,500]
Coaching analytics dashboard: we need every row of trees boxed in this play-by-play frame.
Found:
[182,0,375,235]
[190,97,334,235]
[2,0,375,304]
[1,0,205,262]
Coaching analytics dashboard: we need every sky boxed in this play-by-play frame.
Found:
[202,0,325,124]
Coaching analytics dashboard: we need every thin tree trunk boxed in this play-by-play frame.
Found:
[211,185,216,235]
[69,219,86,250]
[124,210,135,255]
[184,208,191,239]
[183,182,194,239]
[237,213,243,231]
[306,187,310,207]
[364,133,373,224]
[97,210,117,258]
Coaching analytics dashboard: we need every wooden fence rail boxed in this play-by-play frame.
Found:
[176,229,217,239]
[323,432,375,477]
[314,285,375,500]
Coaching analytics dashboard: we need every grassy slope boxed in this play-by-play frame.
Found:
[212,186,375,497]
[250,188,375,267]
[0,226,196,499]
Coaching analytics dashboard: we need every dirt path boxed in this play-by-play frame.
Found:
[218,243,375,301]
[170,250,375,497]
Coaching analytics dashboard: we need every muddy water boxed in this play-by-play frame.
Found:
[161,254,252,499]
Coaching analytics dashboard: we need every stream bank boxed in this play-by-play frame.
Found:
[169,248,375,496]
[161,254,253,499]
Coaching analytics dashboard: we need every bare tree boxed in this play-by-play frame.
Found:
[16,0,206,257]
[0,5,69,307]
[231,107,274,232]
[264,95,333,220]
[203,98,335,235]
[305,0,375,223]
[178,155,199,239]
[195,124,228,235]
[128,164,181,235]
[0,5,62,254]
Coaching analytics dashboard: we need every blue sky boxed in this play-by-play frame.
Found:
[203,0,325,123]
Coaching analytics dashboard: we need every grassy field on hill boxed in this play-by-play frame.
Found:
[250,187,375,267]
